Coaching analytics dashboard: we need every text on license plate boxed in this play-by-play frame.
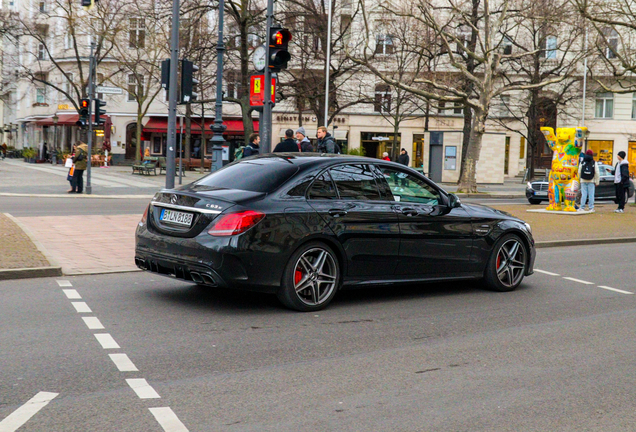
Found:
[160,209,193,226]
[534,191,547,196]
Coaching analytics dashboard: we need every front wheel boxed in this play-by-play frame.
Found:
[277,242,340,311]
[528,198,542,205]
[483,234,528,292]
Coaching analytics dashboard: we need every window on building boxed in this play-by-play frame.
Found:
[595,92,613,118]
[38,43,46,60]
[36,88,46,104]
[632,93,636,119]
[457,25,472,52]
[96,73,104,99]
[226,71,242,99]
[520,136,526,159]
[502,36,512,55]
[437,101,446,114]
[39,1,46,12]
[452,102,463,115]
[540,35,557,59]
[128,74,143,101]
[340,14,352,46]
[497,95,511,117]
[62,72,74,100]
[375,33,394,55]
[129,18,146,49]
[64,31,73,49]
[374,84,391,113]
[604,28,619,59]
[304,15,324,57]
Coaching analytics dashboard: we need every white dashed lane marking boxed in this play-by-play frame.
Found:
[109,354,139,372]
[126,379,161,399]
[82,316,105,330]
[562,277,595,285]
[62,289,81,299]
[534,269,634,295]
[56,280,72,287]
[149,407,190,432]
[71,302,92,313]
[534,269,560,276]
[0,391,59,431]
[94,333,120,349]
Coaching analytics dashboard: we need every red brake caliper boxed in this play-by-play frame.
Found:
[496,254,501,269]
[294,269,303,285]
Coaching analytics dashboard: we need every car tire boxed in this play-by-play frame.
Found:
[277,241,341,312]
[483,234,528,292]
[528,199,542,205]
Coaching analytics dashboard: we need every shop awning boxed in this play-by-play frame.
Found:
[144,117,259,134]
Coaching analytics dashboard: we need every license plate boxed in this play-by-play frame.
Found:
[160,209,193,226]
[534,191,547,196]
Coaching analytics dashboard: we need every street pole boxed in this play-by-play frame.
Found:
[323,0,333,128]
[179,114,183,185]
[210,0,226,171]
[165,0,180,188]
[261,0,274,153]
[86,41,95,195]
[581,29,588,127]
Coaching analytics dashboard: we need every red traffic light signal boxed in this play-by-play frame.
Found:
[80,99,89,109]
[268,26,292,71]
[272,29,291,47]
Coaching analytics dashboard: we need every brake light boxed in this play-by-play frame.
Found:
[139,205,149,226]
[208,210,265,236]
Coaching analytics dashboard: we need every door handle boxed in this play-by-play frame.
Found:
[400,208,419,217]
[328,209,348,217]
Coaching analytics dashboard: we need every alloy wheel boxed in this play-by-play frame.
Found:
[293,247,338,306]
[495,238,526,288]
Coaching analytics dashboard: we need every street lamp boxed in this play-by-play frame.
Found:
[209,0,226,172]
[52,114,59,164]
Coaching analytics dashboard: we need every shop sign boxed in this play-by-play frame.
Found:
[249,75,276,107]
[57,104,70,110]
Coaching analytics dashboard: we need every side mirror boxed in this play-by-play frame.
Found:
[448,193,462,209]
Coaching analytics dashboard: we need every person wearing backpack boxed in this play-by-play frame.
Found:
[242,133,260,158]
[578,149,599,212]
[316,126,340,154]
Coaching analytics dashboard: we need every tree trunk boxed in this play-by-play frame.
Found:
[135,109,143,163]
[392,121,400,162]
[458,106,473,186]
[457,110,485,193]
[242,101,253,146]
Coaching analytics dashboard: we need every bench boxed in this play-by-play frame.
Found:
[188,158,211,170]
[132,156,159,175]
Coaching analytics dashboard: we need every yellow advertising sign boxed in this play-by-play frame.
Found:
[58,104,70,110]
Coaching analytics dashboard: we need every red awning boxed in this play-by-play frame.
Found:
[143,117,259,135]
[34,114,111,126]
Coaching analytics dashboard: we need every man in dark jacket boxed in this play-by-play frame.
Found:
[273,129,299,152]
[397,148,410,166]
[316,126,339,153]
[614,151,630,213]
[243,133,260,157]
[296,127,314,152]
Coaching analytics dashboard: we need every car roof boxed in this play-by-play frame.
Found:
[241,153,407,170]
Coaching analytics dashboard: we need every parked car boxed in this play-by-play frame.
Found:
[526,163,635,205]
[136,154,536,311]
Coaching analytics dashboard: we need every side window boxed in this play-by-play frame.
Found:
[378,166,441,205]
[329,164,381,200]
[308,172,338,199]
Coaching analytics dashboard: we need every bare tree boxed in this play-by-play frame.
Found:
[349,0,582,192]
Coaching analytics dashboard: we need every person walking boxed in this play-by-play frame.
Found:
[382,152,391,161]
[578,149,599,212]
[397,148,410,166]
[243,133,260,157]
[273,129,300,152]
[70,141,88,194]
[614,151,630,213]
[316,126,339,154]
[296,127,313,152]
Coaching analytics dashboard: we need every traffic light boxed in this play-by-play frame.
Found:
[180,59,199,104]
[94,98,106,126]
[161,59,170,91]
[268,26,292,71]
[76,99,90,127]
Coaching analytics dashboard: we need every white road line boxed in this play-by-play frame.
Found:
[62,289,81,299]
[126,379,161,399]
[563,277,595,285]
[0,391,58,431]
[82,317,105,330]
[109,353,139,372]
[71,302,92,313]
[534,269,561,276]
[598,286,634,295]
[56,280,72,287]
[94,333,120,349]
[149,407,189,432]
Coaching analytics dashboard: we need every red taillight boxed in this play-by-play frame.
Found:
[208,210,265,236]
[140,205,149,225]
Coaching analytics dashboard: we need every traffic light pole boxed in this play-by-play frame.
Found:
[210,0,226,172]
[165,0,180,189]
[86,41,95,195]
[261,0,274,154]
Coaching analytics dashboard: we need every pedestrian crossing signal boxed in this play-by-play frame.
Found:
[268,26,292,71]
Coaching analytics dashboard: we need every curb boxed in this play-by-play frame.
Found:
[0,266,63,281]
[535,237,636,249]
[0,193,154,199]
[4,213,61,269]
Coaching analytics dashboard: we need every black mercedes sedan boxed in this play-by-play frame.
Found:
[135,154,535,311]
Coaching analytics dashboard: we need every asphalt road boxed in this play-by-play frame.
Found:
[1,243,636,431]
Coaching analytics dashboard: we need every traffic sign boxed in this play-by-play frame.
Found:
[95,86,123,95]
[249,74,276,107]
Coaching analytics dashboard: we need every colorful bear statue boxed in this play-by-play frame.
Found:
[540,127,589,212]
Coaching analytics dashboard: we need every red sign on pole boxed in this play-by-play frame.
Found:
[249,75,276,107]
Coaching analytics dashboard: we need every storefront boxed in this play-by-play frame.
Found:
[588,140,614,165]
[360,132,401,159]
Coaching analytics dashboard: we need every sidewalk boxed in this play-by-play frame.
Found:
[442,177,526,198]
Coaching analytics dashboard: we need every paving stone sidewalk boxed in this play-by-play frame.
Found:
[0,213,50,269]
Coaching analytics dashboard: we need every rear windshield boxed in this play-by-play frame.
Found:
[194,158,299,193]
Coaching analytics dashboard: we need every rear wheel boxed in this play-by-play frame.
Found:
[528,198,542,205]
[277,242,340,312]
[484,234,528,292]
